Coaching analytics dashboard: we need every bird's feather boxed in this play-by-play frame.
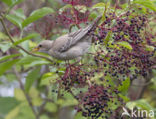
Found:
[58,15,102,52]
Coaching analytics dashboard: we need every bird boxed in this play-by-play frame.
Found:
[33,15,102,61]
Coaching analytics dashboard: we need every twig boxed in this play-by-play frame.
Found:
[13,66,39,119]
[137,70,154,98]
[128,0,131,5]
[0,15,54,63]
[37,65,60,118]
[42,98,54,103]
[37,101,47,118]
[132,80,152,86]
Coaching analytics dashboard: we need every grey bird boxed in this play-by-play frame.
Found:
[33,16,102,61]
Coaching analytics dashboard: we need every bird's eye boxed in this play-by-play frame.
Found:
[39,45,42,47]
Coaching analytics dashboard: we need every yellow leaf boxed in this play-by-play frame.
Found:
[45,103,57,112]
[14,88,26,101]
[6,106,20,119]
[92,2,105,9]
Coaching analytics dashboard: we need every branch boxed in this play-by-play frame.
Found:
[37,87,52,117]
[0,14,54,63]
[42,98,54,103]
[13,66,39,119]
[137,70,154,98]
[131,80,152,86]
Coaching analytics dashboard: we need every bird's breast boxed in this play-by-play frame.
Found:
[48,49,70,60]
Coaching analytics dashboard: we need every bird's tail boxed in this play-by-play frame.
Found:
[89,15,102,31]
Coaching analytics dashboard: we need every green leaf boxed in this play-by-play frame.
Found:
[25,68,41,92]
[74,112,87,119]
[92,2,105,9]
[1,0,13,6]
[17,56,45,65]
[107,98,119,110]
[0,59,19,76]
[126,99,154,111]
[57,98,78,107]
[59,4,73,14]
[0,97,19,116]
[49,84,59,102]
[145,45,155,51]
[74,5,87,13]
[134,0,156,12]
[104,31,112,45]
[5,8,26,29]
[45,103,57,113]
[5,106,20,119]
[92,2,106,20]
[22,7,54,28]
[56,91,78,107]
[14,33,39,46]
[117,41,133,50]
[40,72,58,86]
[5,73,16,81]
[0,54,21,62]
[118,77,130,93]
[13,0,24,6]
[0,42,12,52]
[28,60,50,67]
[118,94,130,102]
[13,8,26,20]
[90,73,105,85]
[89,11,98,20]
[0,32,9,39]
[13,103,35,119]
[1,0,24,6]
[40,115,49,119]
[6,14,23,29]
[32,97,42,106]
[28,88,40,99]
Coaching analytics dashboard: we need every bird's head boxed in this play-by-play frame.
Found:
[33,40,53,53]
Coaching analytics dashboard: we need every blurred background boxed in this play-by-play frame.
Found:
[0,0,156,119]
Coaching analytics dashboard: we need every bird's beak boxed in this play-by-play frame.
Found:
[32,47,40,52]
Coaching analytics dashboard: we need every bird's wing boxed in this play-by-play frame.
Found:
[59,15,102,52]
[58,26,92,52]
[69,25,92,44]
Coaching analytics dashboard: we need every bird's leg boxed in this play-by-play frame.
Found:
[87,52,96,56]
[67,60,70,66]
[65,60,68,67]
[77,57,82,65]
[63,60,71,79]
[63,66,70,79]
[68,60,73,71]
[76,57,81,63]
[70,57,82,66]
[65,60,72,70]
[65,60,70,67]
[64,60,67,70]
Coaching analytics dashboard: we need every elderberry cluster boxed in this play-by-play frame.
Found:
[58,9,155,119]
[55,0,91,28]
[60,65,88,90]
[56,10,89,28]
[92,10,156,79]
[62,0,92,6]
[75,85,122,119]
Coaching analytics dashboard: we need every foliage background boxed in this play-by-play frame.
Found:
[0,0,156,119]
